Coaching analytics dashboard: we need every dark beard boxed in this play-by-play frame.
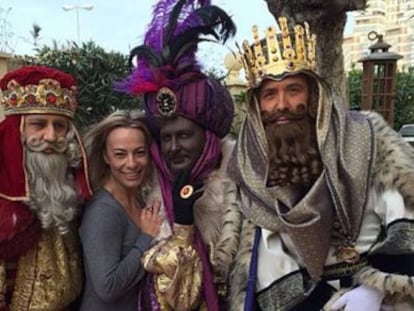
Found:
[262,109,322,187]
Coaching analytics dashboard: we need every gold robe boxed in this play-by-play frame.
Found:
[0,224,82,311]
[142,224,205,311]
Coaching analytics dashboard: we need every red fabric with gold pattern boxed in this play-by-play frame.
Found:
[0,66,77,118]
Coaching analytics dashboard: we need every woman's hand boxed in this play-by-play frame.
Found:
[140,200,162,237]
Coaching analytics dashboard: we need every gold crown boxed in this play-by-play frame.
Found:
[0,78,77,118]
[239,17,316,88]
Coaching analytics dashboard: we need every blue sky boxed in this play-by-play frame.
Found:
[2,1,353,71]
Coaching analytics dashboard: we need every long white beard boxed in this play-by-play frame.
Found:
[25,150,79,234]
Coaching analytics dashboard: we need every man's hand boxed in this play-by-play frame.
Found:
[330,285,383,311]
[172,167,204,225]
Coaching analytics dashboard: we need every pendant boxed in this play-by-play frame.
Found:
[335,246,360,264]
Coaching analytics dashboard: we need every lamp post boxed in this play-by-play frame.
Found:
[358,31,402,126]
[62,3,94,43]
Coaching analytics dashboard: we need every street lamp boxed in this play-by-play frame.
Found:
[358,31,402,126]
[62,3,94,43]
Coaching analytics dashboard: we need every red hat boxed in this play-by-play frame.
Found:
[0,65,77,118]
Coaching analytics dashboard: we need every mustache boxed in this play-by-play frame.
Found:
[261,104,307,125]
[25,136,68,153]
[168,150,187,160]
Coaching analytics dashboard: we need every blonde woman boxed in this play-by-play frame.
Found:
[79,110,161,311]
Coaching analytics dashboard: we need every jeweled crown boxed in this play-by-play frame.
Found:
[239,17,316,88]
[1,78,77,118]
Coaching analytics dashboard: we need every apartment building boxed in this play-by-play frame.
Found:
[343,0,414,71]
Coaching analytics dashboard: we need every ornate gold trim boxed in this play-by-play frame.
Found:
[1,79,77,118]
[239,17,316,88]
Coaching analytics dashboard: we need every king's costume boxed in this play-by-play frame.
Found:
[0,66,92,311]
[228,17,414,310]
[117,0,241,310]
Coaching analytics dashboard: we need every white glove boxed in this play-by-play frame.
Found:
[330,285,383,311]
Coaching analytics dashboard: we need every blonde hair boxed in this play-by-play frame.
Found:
[83,110,154,201]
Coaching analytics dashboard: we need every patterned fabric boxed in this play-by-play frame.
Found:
[141,224,203,310]
[4,225,82,310]
[256,271,310,311]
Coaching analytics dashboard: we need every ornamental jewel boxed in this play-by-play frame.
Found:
[335,246,361,264]
[156,87,177,117]
[180,185,194,199]
[1,78,77,118]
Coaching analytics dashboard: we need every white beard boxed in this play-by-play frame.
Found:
[25,149,79,234]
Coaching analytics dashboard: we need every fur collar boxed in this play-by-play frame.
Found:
[363,111,414,211]
[193,138,237,245]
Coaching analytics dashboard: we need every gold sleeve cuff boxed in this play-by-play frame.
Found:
[142,224,202,310]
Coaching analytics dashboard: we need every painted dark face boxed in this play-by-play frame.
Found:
[160,116,206,175]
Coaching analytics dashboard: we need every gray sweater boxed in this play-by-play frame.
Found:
[79,188,153,311]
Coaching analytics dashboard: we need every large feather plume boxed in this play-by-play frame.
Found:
[117,0,236,95]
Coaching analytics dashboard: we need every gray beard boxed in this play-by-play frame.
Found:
[25,149,78,234]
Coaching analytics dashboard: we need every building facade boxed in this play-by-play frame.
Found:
[343,0,414,71]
